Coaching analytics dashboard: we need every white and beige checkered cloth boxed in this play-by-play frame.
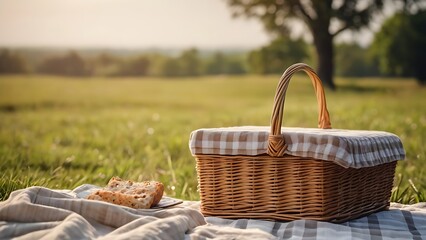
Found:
[1,185,425,239]
[189,126,405,168]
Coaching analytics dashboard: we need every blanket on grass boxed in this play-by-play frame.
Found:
[1,185,426,240]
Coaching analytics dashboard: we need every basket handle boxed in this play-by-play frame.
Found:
[268,63,332,157]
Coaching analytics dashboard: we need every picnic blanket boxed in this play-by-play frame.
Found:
[1,185,426,240]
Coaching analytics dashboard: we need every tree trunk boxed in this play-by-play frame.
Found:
[312,30,336,90]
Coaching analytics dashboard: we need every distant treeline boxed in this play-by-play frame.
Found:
[0,38,381,78]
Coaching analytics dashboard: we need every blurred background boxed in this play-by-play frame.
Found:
[0,0,425,202]
[0,0,425,87]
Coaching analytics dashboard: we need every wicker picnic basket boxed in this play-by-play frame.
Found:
[189,63,405,223]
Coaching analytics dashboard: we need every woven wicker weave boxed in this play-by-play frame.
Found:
[194,63,397,223]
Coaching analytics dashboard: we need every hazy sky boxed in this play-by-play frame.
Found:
[0,0,273,49]
[0,0,392,49]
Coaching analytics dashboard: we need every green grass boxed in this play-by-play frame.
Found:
[0,74,425,203]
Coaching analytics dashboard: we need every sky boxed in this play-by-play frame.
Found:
[0,0,273,49]
[0,0,387,50]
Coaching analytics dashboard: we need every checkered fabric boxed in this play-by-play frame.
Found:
[2,186,425,239]
[205,202,426,240]
[189,126,405,168]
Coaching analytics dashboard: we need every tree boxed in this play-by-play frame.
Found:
[159,57,181,77]
[371,10,426,85]
[90,53,121,76]
[178,48,201,76]
[38,51,90,76]
[0,49,28,74]
[117,56,150,76]
[157,48,202,77]
[247,36,307,74]
[205,51,247,75]
[226,0,386,89]
[205,52,227,75]
[225,57,246,75]
[335,43,379,77]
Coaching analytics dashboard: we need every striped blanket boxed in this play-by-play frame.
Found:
[1,185,425,239]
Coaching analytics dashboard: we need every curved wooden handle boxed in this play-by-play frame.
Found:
[268,63,332,157]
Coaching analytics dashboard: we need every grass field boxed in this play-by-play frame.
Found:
[0,74,425,203]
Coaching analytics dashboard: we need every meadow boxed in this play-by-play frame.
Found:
[0,74,425,203]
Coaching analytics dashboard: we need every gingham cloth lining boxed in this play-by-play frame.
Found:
[189,126,405,168]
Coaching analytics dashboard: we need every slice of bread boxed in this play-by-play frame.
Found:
[87,177,164,209]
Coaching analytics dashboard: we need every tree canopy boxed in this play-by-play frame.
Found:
[371,10,426,85]
[38,51,90,76]
[226,0,387,89]
[334,43,379,77]
[0,50,27,74]
[248,36,307,74]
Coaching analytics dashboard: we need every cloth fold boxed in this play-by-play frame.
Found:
[0,186,207,239]
[1,185,426,239]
